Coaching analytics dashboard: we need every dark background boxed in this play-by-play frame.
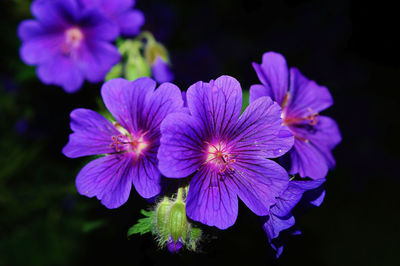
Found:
[1,0,399,265]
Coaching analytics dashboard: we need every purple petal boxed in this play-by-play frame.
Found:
[272,179,325,217]
[118,10,144,36]
[231,158,289,216]
[310,189,325,206]
[31,0,77,28]
[18,20,63,65]
[186,75,242,137]
[249,84,272,104]
[263,214,295,240]
[143,82,183,135]
[132,156,161,198]
[79,41,121,82]
[286,67,333,118]
[81,9,119,41]
[151,57,174,83]
[37,54,84,92]
[252,52,289,105]
[101,77,156,133]
[232,96,294,158]
[289,116,341,179]
[186,168,238,229]
[82,0,134,15]
[62,108,120,158]
[158,112,204,178]
[289,139,332,179]
[75,154,133,209]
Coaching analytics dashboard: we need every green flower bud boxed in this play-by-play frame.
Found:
[156,197,171,242]
[168,201,188,242]
[145,42,169,65]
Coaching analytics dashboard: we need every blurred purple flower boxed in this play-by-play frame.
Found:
[250,52,341,179]
[81,0,144,36]
[62,78,183,208]
[18,0,120,92]
[158,75,294,229]
[151,56,174,83]
[262,179,325,257]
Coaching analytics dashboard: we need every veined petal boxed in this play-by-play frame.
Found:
[289,116,341,179]
[286,67,333,118]
[252,52,289,105]
[62,108,120,158]
[132,156,161,198]
[231,158,289,216]
[289,139,333,179]
[187,75,242,138]
[186,168,238,229]
[158,112,204,178]
[101,77,156,133]
[75,154,133,209]
[143,82,183,137]
[232,96,294,158]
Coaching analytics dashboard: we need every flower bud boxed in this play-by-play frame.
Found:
[156,197,171,241]
[168,201,188,243]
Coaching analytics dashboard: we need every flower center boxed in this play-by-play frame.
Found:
[110,130,149,160]
[283,107,319,127]
[203,142,236,173]
[61,27,84,55]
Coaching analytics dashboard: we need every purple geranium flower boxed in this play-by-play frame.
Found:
[81,0,144,36]
[18,0,121,93]
[262,179,325,257]
[62,77,183,208]
[157,75,294,229]
[250,52,342,179]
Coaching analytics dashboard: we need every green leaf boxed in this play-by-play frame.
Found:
[127,209,155,238]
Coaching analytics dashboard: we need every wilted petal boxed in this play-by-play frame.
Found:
[272,179,325,217]
[186,168,238,229]
[75,154,133,209]
[62,108,120,158]
[252,52,289,105]
[263,214,295,240]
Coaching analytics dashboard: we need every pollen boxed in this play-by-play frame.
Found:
[110,130,149,160]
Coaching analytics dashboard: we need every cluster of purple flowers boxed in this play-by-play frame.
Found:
[18,0,144,92]
[63,50,341,256]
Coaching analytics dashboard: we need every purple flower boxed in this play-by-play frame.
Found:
[151,56,174,83]
[62,77,183,208]
[157,75,294,229]
[81,0,144,36]
[250,52,341,179]
[18,0,121,93]
[262,179,325,257]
